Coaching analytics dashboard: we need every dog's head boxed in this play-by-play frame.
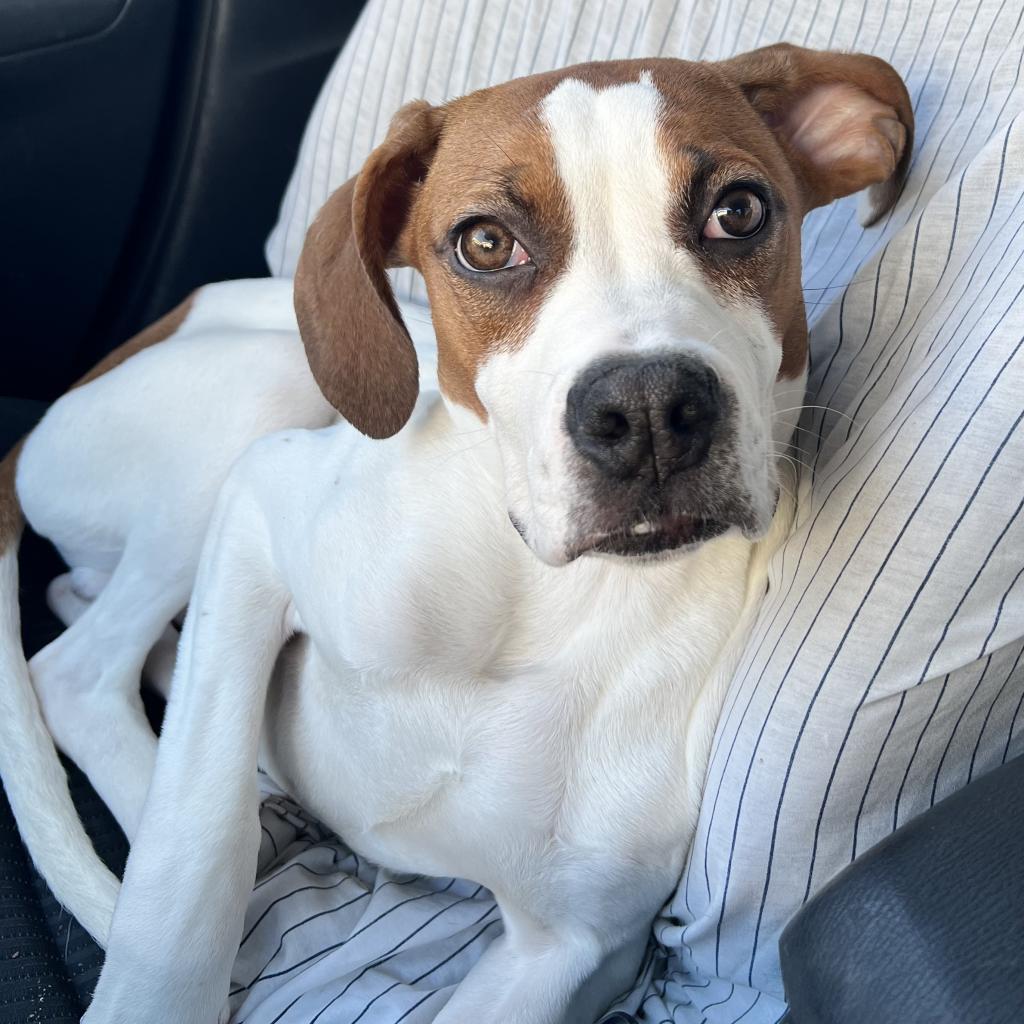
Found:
[295,44,912,566]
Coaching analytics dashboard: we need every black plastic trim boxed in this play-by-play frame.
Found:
[0,0,129,61]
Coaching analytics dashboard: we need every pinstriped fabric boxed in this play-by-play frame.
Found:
[249,2,1024,1022]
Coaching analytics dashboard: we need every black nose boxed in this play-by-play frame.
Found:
[566,355,720,481]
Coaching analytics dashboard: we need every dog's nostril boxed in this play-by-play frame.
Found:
[594,409,630,441]
[669,400,702,432]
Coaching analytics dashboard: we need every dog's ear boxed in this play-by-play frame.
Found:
[721,43,914,225]
[294,100,444,439]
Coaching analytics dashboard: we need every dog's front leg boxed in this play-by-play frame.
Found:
[83,451,294,1024]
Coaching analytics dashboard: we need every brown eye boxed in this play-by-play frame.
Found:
[703,189,767,240]
[455,221,532,273]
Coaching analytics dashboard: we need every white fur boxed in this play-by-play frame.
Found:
[2,81,803,1024]
[17,278,336,842]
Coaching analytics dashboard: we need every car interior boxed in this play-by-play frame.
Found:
[1,2,1021,1022]
[2,0,362,1015]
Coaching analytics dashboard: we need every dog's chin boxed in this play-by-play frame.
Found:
[510,493,776,568]
[567,514,732,562]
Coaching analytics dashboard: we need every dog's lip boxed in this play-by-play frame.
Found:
[569,514,730,560]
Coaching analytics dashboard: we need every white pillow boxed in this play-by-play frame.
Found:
[244,3,1024,1022]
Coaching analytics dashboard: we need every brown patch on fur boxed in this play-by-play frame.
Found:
[409,50,909,396]
[294,47,911,427]
[294,86,575,426]
[408,84,574,417]
[642,47,912,381]
[0,439,25,554]
[0,293,197,555]
[654,87,810,379]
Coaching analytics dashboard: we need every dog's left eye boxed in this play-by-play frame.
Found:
[703,188,767,240]
[455,221,532,273]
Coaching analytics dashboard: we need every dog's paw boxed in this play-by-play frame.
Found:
[45,573,91,626]
[70,566,110,601]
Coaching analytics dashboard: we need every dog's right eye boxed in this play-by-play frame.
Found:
[455,221,532,273]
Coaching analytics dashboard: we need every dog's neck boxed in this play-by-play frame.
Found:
[289,394,784,692]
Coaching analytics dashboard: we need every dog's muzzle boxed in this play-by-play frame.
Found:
[564,353,757,559]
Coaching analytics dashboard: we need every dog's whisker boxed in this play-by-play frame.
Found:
[785,423,826,441]
[776,479,797,505]
[774,451,815,476]
[774,403,858,427]
[800,275,876,294]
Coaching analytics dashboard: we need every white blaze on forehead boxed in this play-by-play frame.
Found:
[539,72,679,280]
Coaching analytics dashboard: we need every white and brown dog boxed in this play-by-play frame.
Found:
[0,45,911,1024]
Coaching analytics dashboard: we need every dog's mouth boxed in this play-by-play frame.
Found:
[569,513,731,560]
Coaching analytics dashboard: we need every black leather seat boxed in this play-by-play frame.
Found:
[780,754,1024,1024]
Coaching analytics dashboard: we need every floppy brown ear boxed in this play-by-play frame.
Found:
[294,100,444,439]
[721,43,914,225]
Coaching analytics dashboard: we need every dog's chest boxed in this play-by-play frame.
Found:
[252,419,756,920]
[261,528,753,921]
[261,629,703,920]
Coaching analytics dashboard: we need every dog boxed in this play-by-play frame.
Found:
[0,44,912,1024]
